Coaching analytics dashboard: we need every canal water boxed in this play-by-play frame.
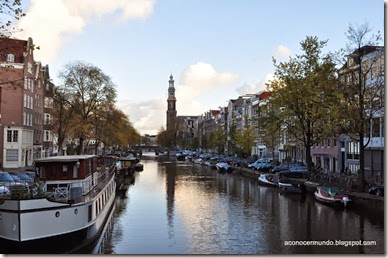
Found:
[1,155,384,254]
[84,156,384,254]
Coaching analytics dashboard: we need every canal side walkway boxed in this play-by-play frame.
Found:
[230,166,384,211]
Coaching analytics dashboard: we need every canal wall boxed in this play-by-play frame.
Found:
[230,166,384,211]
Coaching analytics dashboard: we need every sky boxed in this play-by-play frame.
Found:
[14,0,385,135]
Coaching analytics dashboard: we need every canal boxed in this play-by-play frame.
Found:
[83,156,384,254]
[1,155,383,254]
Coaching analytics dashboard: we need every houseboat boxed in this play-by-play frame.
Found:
[0,155,116,251]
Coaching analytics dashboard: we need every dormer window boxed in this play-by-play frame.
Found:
[348,57,354,67]
[6,54,14,62]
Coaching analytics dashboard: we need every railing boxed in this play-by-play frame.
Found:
[0,164,116,202]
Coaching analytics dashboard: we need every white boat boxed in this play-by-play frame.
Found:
[314,186,351,207]
[216,162,231,173]
[258,174,278,187]
[0,155,116,248]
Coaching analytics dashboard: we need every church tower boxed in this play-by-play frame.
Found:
[166,74,177,132]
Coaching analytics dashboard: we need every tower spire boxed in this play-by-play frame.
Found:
[166,74,177,132]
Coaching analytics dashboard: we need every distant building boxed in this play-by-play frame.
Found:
[166,74,177,132]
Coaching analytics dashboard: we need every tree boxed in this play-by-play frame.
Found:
[338,22,383,190]
[59,61,117,154]
[93,104,140,153]
[0,0,25,37]
[157,127,175,147]
[227,121,237,155]
[212,125,226,154]
[52,87,75,155]
[268,36,340,174]
[258,98,282,163]
[235,115,256,157]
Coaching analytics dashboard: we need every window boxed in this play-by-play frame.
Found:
[6,54,15,62]
[24,77,27,89]
[23,112,26,125]
[372,118,380,137]
[44,113,51,125]
[63,165,68,177]
[28,62,32,74]
[44,97,53,108]
[7,130,12,142]
[24,94,26,107]
[44,130,51,141]
[5,149,18,162]
[13,130,18,142]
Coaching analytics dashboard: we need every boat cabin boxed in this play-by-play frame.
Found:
[35,155,98,181]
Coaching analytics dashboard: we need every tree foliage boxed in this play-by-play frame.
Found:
[59,61,117,154]
[257,98,282,161]
[268,36,340,172]
[234,115,256,157]
[157,127,176,147]
[209,125,226,154]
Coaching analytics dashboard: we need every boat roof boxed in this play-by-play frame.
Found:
[117,157,137,161]
[34,155,97,163]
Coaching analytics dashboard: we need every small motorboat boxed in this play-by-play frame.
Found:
[277,171,307,193]
[314,186,351,207]
[304,180,320,193]
[216,162,231,173]
[258,174,278,187]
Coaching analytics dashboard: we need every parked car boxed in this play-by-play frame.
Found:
[272,162,306,173]
[248,158,272,170]
[368,184,384,196]
[0,171,29,192]
[257,162,274,173]
[15,172,34,183]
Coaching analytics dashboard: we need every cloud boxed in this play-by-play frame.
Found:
[236,73,273,95]
[274,44,292,59]
[117,99,165,135]
[118,62,239,135]
[176,62,239,116]
[15,0,155,62]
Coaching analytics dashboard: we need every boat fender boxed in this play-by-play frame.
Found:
[341,196,350,207]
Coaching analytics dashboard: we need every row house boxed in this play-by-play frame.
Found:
[0,37,54,169]
[176,115,198,146]
[310,46,384,179]
[338,46,384,178]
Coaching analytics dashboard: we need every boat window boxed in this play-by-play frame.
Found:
[63,165,68,177]
[88,205,92,222]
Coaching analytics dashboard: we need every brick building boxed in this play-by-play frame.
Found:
[0,37,47,169]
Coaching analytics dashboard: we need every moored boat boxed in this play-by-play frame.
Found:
[305,180,320,193]
[258,174,278,187]
[0,155,116,251]
[216,162,231,173]
[314,186,351,207]
[277,171,308,193]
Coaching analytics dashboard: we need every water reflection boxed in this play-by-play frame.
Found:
[6,157,381,254]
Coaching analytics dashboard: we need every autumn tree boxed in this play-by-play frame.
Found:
[157,127,175,148]
[337,23,383,189]
[227,121,237,155]
[0,0,25,37]
[235,115,256,157]
[52,87,75,155]
[59,61,116,154]
[210,125,226,154]
[92,104,140,154]
[268,36,340,174]
[257,98,282,163]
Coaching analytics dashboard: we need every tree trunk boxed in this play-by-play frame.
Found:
[359,132,366,191]
[78,135,84,155]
